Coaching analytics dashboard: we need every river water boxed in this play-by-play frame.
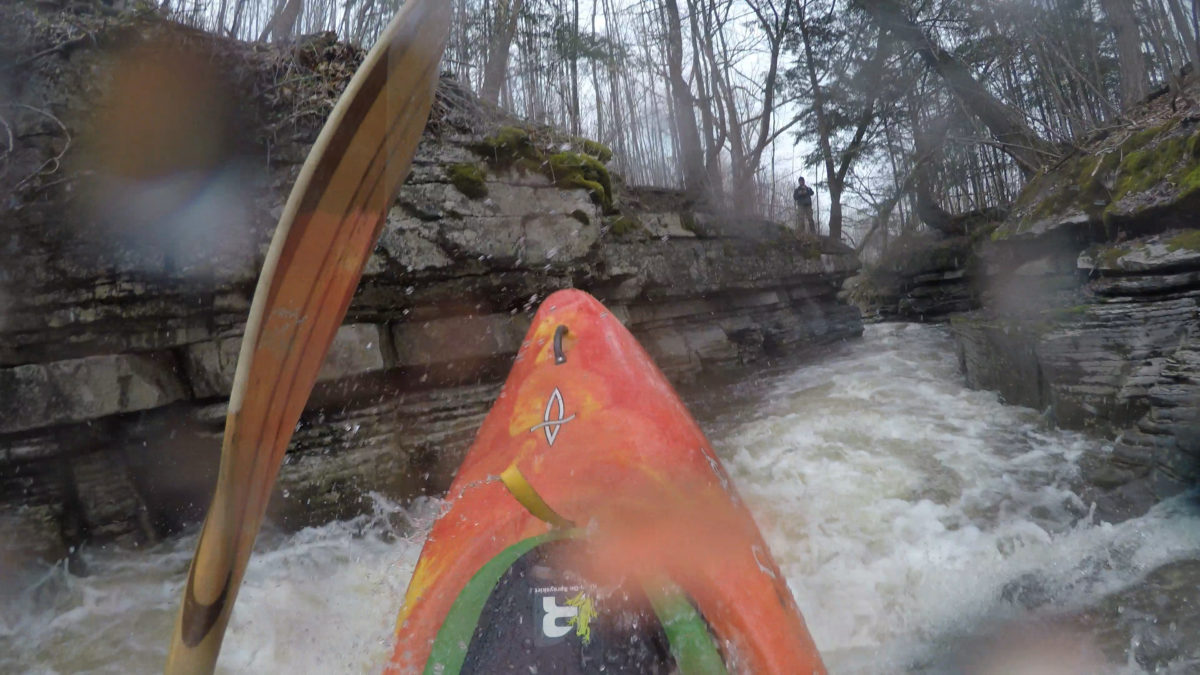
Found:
[3,323,1199,673]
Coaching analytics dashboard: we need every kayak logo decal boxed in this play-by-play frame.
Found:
[542,595,577,638]
[539,591,596,644]
[529,387,575,446]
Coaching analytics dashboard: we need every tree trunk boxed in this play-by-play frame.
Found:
[689,0,725,195]
[1166,0,1200,67]
[590,0,605,142]
[858,0,1052,176]
[569,0,581,136]
[1099,0,1149,108]
[733,0,792,215]
[481,0,525,106]
[258,0,303,41]
[661,0,708,198]
[798,1,840,240]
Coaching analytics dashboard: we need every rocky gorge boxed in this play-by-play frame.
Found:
[852,94,1200,523]
[0,5,862,575]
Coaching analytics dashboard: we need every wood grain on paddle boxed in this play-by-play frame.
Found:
[165,1,449,672]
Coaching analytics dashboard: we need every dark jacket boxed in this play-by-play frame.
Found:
[793,184,814,206]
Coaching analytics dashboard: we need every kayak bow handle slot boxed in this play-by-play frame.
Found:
[553,325,568,365]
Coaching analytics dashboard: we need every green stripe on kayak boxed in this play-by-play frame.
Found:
[423,530,727,675]
[648,583,729,675]
[423,530,575,675]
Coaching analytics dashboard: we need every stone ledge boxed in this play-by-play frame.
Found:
[0,353,187,435]
[183,323,390,400]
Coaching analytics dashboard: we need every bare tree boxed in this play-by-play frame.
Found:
[660,0,708,197]
[857,0,1054,176]
[258,0,304,41]
[795,0,889,241]
[1099,0,1149,107]
[481,0,526,105]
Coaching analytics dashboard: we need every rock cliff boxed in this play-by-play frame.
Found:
[850,86,1200,521]
[845,230,982,322]
[0,5,862,569]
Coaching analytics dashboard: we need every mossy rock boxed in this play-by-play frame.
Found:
[471,126,541,168]
[1109,134,1187,202]
[1167,229,1200,252]
[794,232,823,260]
[608,215,644,236]
[1003,121,1200,239]
[467,127,623,209]
[1098,243,1131,268]
[569,209,590,225]
[446,163,488,199]
[1122,123,1171,153]
[547,151,613,211]
[876,232,972,276]
[571,137,613,163]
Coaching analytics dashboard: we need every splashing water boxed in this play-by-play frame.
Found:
[0,499,439,674]
[697,323,1200,672]
[3,323,1198,673]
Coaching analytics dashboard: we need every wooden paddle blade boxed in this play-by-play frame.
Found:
[165,1,450,672]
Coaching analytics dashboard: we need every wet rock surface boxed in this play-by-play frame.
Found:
[846,98,1200,524]
[1077,557,1200,672]
[951,227,1200,521]
[0,6,862,562]
[845,232,982,322]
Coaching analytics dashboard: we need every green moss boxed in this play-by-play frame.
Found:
[1114,123,1179,171]
[1105,135,1194,211]
[569,209,590,225]
[1093,243,1130,268]
[1167,229,1200,252]
[1075,155,1100,185]
[1123,126,1163,153]
[446,163,488,199]
[547,151,613,210]
[1011,120,1200,231]
[472,126,541,168]
[1006,155,1095,235]
[1079,152,1120,206]
[948,314,987,328]
[573,138,613,163]
[1187,130,1200,158]
[467,128,624,210]
[1180,162,1200,197]
[969,221,1000,244]
[609,215,644,236]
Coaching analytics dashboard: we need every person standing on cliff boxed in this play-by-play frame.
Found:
[793,177,815,235]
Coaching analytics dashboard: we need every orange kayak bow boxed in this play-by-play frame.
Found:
[389,289,825,674]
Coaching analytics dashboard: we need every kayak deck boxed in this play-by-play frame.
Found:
[388,289,824,674]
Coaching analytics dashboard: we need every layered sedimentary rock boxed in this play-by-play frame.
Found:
[0,6,862,566]
[949,112,1200,519]
[845,88,1200,520]
[845,232,981,321]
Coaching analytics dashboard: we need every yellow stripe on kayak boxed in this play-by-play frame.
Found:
[500,464,575,529]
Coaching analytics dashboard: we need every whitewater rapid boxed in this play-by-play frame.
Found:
[3,323,1198,673]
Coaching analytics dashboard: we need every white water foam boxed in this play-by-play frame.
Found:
[3,322,1198,673]
[0,497,437,674]
[709,323,1200,672]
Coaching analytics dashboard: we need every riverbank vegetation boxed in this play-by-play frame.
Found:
[136,0,1200,253]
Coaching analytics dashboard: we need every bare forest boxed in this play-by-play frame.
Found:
[167,0,1200,254]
